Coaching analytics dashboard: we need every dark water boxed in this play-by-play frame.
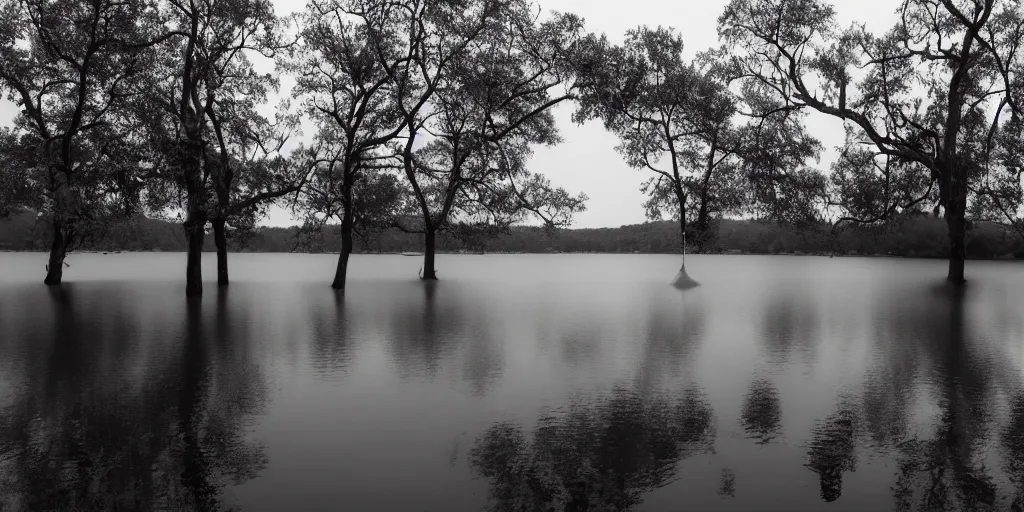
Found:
[2,252,1024,511]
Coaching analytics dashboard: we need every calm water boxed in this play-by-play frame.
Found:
[2,252,1024,511]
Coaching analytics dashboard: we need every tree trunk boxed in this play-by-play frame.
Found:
[678,210,688,269]
[331,210,354,290]
[182,133,206,297]
[672,201,699,289]
[696,201,710,233]
[695,197,711,252]
[185,215,206,297]
[44,171,73,286]
[422,228,438,281]
[213,218,229,287]
[44,219,67,285]
[944,183,967,286]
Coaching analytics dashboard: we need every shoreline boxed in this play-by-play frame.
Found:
[2,249,1021,262]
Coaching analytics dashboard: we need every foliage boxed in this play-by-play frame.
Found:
[390,0,588,246]
[574,28,742,239]
[573,25,824,251]
[0,0,162,256]
[287,0,416,236]
[718,0,1024,279]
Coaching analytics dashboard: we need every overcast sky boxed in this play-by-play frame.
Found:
[0,0,903,229]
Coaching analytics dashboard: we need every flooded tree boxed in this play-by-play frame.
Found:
[393,0,588,280]
[719,0,1024,285]
[138,0,297,296]
[136,4,210,297]
[288,0,424,290]
[572,28,786,287]
[574,28,717,288]
[470,388,714,512]
[0,0,162,285]
[200,7,304,288]
[209,146,309,287]
[288,136,408,257]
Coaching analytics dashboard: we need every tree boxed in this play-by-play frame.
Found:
[137,0,214,297]
[719,0,1020,284]
[0,130,42,217]
[395,0,588,280]
[0,0,161,285]
[200,2,303,287]
[289,136,408,256]
[139,0,296,296]
[289,0,422,290]
[574,27,741,286]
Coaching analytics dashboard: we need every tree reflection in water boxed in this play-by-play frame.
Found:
[1001,394,1024,511]
[804,399,859,503]
[470,387,714,512]
[740,378,782,445]
[718,468,736,498]
[0,285,268,511]
[794,282,1007,511]
[385,281,502,394]
[884,285,998,512]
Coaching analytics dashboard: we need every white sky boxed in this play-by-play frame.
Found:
[0,0,901,229]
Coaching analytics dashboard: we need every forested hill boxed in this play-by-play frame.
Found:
[2,210,1023,260]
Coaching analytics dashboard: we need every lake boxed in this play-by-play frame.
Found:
[1,252,1024,511]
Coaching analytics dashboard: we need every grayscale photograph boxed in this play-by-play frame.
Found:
[1,0,1023,510]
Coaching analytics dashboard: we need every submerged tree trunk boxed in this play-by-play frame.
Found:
[944,178,968,285]
[672,199,699,289]
[44,219,68,285]
[678,212,688,270]
[182,130,207,297]
[331,209,354,290]
[44,172,73,286]
[422,228,438,281]
[184,213,206,297]
[213,218,229,287]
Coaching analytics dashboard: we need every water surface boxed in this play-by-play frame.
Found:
[2,252,1024,511]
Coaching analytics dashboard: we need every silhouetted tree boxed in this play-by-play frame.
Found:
[576,28,750,260]
[575,28,736,282]
[199,2,303,287]
[719,0,1023,284]
[733,81,827,227]
[0,0,162,285]
[289,0,443,289]
[138,0,298,296]
[388,0,587,280]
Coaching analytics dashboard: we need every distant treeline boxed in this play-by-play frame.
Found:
[4,210,1022,260]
